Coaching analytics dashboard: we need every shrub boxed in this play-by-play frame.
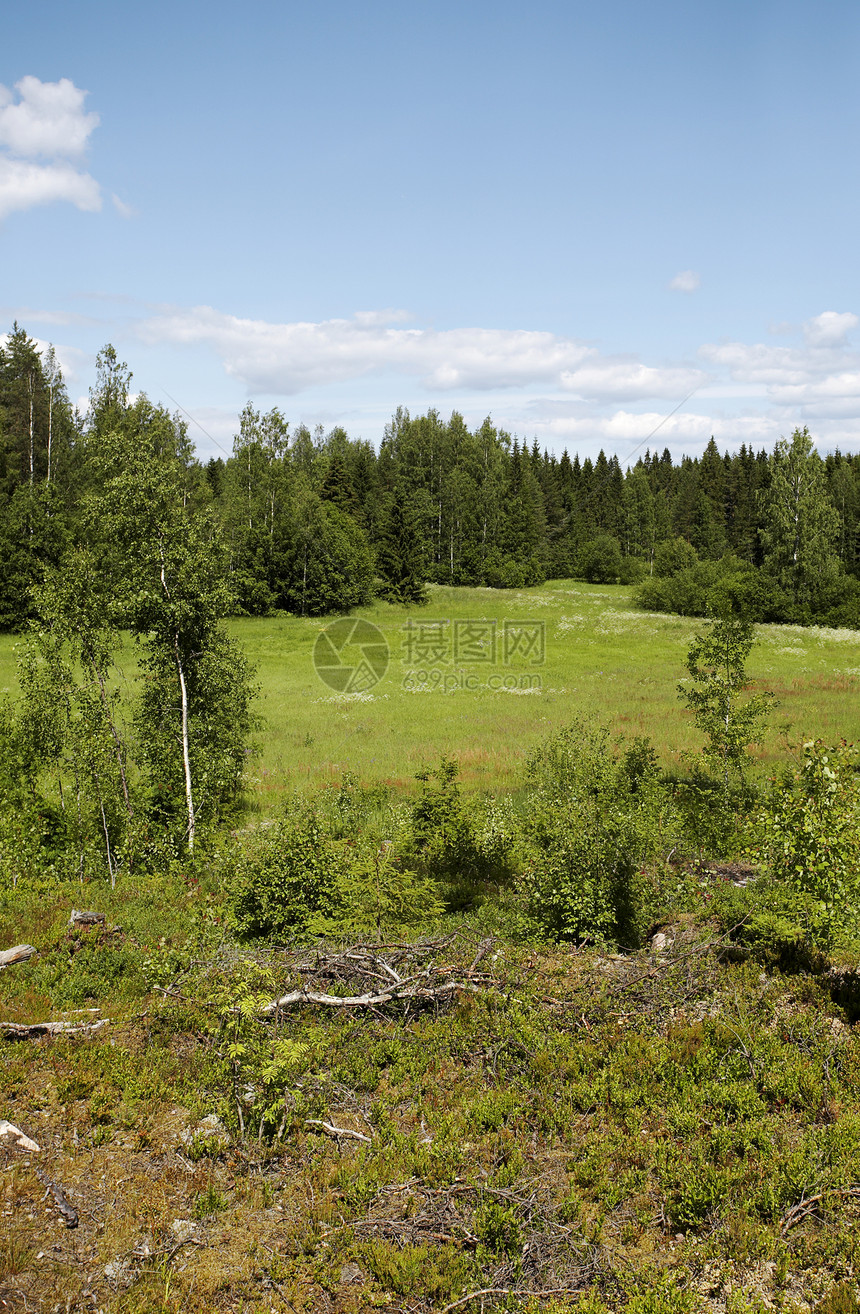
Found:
[228,809,345,940]
[637,555,785,622]
[229,805,443,941]
[517,721,678,944]
[758,739,860,944]
[406,758,492,909]
[579,535,623,583]
[654,536,699,578]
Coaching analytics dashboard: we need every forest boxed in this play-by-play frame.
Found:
[2,324,860,634]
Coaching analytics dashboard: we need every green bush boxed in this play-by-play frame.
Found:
[654,536,699,578]
[758,739,860,945]
[406,758,500,909]
[517,721,678,944]
[228,810,345,940]
[229,805,443,941]
[637,554,785,622]
[579,534,623,583]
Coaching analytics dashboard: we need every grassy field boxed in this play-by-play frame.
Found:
[2,579,860,804]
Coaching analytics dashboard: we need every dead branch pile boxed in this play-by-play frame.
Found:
[256,938,501,1018]
[322,1173,610,1299]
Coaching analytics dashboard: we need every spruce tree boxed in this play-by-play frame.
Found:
[375,485,428,604]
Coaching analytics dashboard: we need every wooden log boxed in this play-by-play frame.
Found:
[69,909,106,927]
[305,1119,373,1144]
[260,979,479,1015]
[0,944,37,970]
[1,1018,107,1039]
[0,1119,40,1152]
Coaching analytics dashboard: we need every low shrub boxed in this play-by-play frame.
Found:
[516,720,679,945]
[228,805,443,941]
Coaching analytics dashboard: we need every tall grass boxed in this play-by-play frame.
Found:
[2,579,859,809]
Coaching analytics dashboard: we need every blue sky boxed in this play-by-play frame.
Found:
[2,0,859,462]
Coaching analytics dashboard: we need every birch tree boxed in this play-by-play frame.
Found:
[86,402,255,852]
[759,428,841,615]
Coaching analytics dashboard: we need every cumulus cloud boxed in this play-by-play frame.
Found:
[0,76,98,157]
[803,310,858,348]
[0,76,101,220]
[699,311,860,422]
[140,305,707,401]
[524,407,778,453]
[0,156,100,220]
[559,360,705,401]
[669,270,701,293]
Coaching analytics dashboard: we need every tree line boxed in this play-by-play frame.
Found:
[2,326,860,629]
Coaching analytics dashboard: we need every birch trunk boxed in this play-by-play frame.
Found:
[174,633,195,851]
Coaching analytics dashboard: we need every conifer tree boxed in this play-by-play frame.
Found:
[375,484,428,604]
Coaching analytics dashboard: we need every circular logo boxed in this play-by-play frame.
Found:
[313,618,390,692]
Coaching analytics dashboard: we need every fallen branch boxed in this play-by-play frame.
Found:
[0,944,37,970]
[0,1119,40,1152]
[261,979,480,1015]
[35,1168,78,1228]
[1,1018,107,1039]
[304,1119,373,1144]
[438,1284,587,1314]
[781,1186,860,1234]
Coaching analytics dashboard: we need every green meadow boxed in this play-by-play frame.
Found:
[5,580,858,804]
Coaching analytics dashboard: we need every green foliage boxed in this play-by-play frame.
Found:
[815,1283,860,1314]
[228,810,345,940]
[673,765,760,858]
[624,1274,700,1314]
[406,758,509,908]
[135,626,257,835]
[760,427,843,616]
[228,807,443,941]
[580,533,623,583]
[679,613,775,791]
[637,554,784,622]
[307,841,444,939]
[517,720,678,944]
[758,739,860,943]
[193,1185,227,1218]
[655,536,699,577]
[473,1199,522,1256]
[279,495,374,616]
[375,484,428,604]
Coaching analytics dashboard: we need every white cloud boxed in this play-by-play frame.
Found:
[0,76,98,157]
[0,76,101,220]
[559,359,705,400]
[140,305,707,401]
[698,313,860,433]
[0,306,100,327]
[669,270,700,293]
[803,310,858,348]
[0,155,100,220]
[525,407,777,454]
[111,192,135,219]
[353,308,412,326]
